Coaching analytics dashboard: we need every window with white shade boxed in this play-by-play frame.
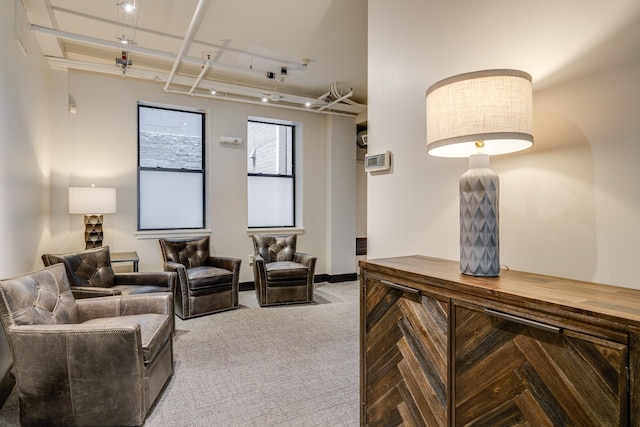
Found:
[247,119,295,228]
[138,104,205,230]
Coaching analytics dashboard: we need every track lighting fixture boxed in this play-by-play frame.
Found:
[117,1,136,12]
[116,35,132,45]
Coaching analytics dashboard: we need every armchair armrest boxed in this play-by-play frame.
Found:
[114,272,176,293]
[253,254,267,283]
[71,286,122,299]
[207,256,241,273]
[76,293,173,322]
[7,323,145,420]
[294,252,316,267]
[163,261,189,291]
[295,253,317,282]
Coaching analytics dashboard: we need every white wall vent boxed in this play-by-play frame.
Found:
[364,151,390,172]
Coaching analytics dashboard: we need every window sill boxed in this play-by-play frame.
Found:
[246,227,305,236]
[136,229,212,240]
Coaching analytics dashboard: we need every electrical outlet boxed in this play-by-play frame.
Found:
[248,254,254,265]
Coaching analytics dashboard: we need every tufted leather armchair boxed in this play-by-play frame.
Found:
[250,234,317,307]
[42,246,175,299]
[0,263,174,426]
[159,236,241,319]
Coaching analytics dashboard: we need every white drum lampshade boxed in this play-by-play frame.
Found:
[69,186,117,249]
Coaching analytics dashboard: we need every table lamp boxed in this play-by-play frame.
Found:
[426,69,533,276]
[69,186,117,249]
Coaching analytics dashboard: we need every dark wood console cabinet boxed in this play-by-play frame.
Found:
[360,255,640,426]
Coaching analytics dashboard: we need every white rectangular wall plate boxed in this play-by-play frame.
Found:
[220,136,242,144]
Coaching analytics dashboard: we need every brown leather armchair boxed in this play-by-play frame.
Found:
[0,263,174,426]
[42,246,175,299]
[250,234,317,307]
[159,236,241,319]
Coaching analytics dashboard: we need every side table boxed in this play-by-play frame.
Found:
[111,251,140,272]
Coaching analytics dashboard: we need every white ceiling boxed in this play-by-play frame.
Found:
[25,0,368,115]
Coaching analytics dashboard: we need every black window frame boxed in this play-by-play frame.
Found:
[137,104,206,231]
[247,119,296,228]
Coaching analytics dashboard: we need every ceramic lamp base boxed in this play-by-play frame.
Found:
[460,154,500,276]
[84,214,104,249]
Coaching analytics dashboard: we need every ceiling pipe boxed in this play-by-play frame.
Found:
[188,57,212,95]
[164,0,211,92]
[165,89,357,117]
[44,57,363,116]
[33,24,176,61]
[331,82,365,108]
[31,24,269,79]
[51,6,306,71]
[315,91,353,112]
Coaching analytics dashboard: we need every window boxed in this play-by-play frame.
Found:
[247,120,295,228]
[138,104,205,230]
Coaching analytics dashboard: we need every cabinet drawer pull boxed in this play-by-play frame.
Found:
[484,309,561,334]
[380,279,420,294]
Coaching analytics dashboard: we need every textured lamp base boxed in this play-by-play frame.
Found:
[84,214,104,249]
[460,154,500,276]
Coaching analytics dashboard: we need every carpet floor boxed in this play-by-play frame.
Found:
[0,281,360,427]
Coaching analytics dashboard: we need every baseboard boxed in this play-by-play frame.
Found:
[239,281,254,292]
[240,273,357,292]
[314,273,358,283]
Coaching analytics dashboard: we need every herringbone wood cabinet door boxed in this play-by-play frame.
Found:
[454,303,628,426]
[362,278,448,426]
[361,257,640,427]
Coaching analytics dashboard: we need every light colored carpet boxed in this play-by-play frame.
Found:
[0,281,360,427]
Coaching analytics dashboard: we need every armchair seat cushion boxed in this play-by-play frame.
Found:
[188,266,234,290]
[82,313,172,364]
[266,261,309,281]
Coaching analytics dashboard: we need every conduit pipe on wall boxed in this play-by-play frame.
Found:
[164,0,211,92]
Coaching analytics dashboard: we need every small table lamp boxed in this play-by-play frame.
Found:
[69,186,117,249]
[426,69,533,276]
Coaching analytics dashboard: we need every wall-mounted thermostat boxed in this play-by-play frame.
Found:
[364,151,391,172]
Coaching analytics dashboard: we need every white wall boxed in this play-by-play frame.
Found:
[0,0,53,279]
[0,0,55,389]
[326,115,357,275]
[367,0,640,289]
[46,71,356,282]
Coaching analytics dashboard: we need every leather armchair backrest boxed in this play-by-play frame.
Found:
[42,246,116,288]
[0,264,79,328]
[251,235,297,263]
[160,236,209,269]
